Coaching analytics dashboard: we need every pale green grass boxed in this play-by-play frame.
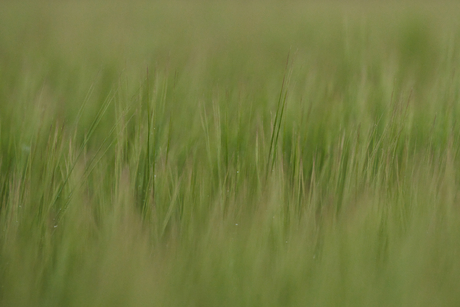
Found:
[1,1,460,306]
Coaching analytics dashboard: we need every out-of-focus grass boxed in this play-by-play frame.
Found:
[1,1,460,306]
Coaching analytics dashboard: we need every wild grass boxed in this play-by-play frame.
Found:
[1,1,460,306]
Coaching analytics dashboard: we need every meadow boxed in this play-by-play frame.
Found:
[1,1,460,306]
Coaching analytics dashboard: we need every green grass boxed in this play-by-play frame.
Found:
[1,1,460,306]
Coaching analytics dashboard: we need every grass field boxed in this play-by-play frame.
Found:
[1,1,460,306]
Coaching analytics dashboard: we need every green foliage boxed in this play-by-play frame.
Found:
[1,1,460,306]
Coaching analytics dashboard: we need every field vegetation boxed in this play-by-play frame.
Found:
[1,1,460,306]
